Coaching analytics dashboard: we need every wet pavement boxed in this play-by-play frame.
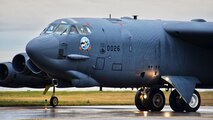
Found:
[0,106,213,120]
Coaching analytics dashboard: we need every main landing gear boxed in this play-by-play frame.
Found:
[169,90,200,112]
[135,88,201,112]
[135,88,165,111]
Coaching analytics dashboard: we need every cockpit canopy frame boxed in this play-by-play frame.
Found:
[41,22,92,36]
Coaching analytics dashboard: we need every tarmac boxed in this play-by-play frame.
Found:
[0,105,213,120]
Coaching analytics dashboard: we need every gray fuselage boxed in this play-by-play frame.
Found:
[26,18,213,88]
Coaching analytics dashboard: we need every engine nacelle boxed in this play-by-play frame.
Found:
[0,62,15,85]
[0,62,51,88]
[26,59,42,74]
[12,53,42,74]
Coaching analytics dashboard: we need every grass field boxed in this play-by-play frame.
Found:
[0,91,212,106]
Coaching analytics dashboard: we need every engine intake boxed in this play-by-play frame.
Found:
[12,53,29,73]
[12,53,41,74]
[0,62,14,83]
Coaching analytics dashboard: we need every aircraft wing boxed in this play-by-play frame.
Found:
[164,21,213,49]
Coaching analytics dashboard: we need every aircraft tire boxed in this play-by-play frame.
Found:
[135,89,149,111]
[148,89,165,111]
[50,96,58,107]
[184,90,201,112]
[169,90,185,112]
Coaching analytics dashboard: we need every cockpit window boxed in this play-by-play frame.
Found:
[41,23,92,36]
[76,25,92,35]
[45,24,58,34]
[55,24,70,35]
[69,25,78,34]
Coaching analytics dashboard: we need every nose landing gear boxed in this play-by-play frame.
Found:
[50,85,59,107]
[43,79,59,107]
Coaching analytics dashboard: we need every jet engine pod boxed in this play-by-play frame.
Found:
[12,53,30,73]
[0,62,51,88]
[26,59,41,74]
[0,62,15,83]
[12,53,42,75]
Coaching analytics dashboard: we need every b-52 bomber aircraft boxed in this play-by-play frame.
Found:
[1,16,213,112]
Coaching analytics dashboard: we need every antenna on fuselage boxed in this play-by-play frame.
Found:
[133,15,138,20]
[109,14,111,19]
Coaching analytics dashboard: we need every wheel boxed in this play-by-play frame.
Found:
[184,90,201,112]
[50,96,58,107]
[135,89,149,111]
[148,89,165,111]
[169,90,185,112]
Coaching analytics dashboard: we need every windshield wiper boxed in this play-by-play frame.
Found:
[60,28,68,35]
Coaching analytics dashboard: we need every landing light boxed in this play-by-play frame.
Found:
[146,70,158,78]
[144,94,147,99]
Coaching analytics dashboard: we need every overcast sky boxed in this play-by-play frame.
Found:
[1,0,213,62]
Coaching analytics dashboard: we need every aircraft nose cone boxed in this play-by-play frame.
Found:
[26,38,40,58]
[26,35,59,62]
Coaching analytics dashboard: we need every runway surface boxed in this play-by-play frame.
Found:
[0,106,213,120]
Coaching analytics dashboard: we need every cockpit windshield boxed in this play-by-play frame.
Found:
[45,24,58,34]
[54,24,70,35]
[42,23,92,35]
[69,25,78,34]
[76,25,92,35]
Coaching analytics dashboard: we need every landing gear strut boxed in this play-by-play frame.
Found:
[50,79,59,107]
[135,88,165,111]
